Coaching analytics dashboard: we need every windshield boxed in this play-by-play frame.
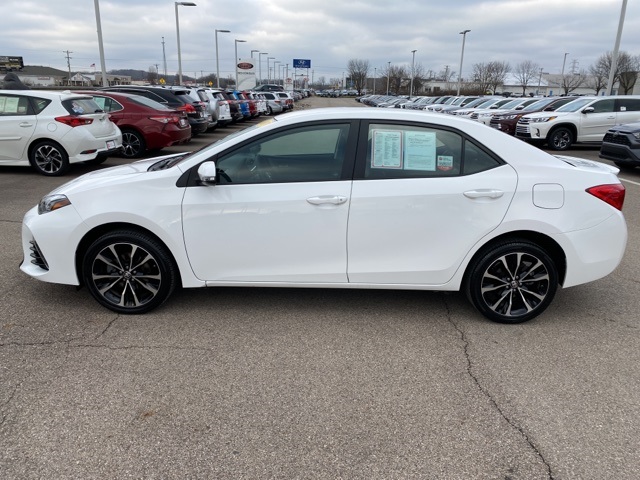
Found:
[521,98,553,111]
[556,98,594,112]
[464,97,489,108]
[497,99,524,109]
[475,99,500,108]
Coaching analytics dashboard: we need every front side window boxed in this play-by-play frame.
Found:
[216,123,351,184]
[590,99,615,113]
[364,123,500,179]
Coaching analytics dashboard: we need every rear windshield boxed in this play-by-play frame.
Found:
[128,95,173,111]
[63,97,103,115]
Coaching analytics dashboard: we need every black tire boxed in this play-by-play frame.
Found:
[121,129,146,158]
[547,127,573,151]
[82,230,178,314]
[29,140,70,176]
[464,240,558,324]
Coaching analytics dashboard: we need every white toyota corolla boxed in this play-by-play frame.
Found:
[20,108,627,323]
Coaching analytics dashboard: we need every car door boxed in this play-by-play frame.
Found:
[615,97,640,126]
[0,93,37,162]
[347,121,517,285]
[579,98,616,142]
[181,121,357,283]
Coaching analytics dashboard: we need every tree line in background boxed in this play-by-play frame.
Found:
[344,51,640,96]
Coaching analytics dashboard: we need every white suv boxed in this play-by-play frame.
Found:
[0,90,122,175]
[516,95,640,150]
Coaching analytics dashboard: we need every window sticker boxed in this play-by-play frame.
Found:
[372,130,403,168]
[437,155,454,171]
[0,97,6,112]
[404,131,436,171]
[4,97,19,113]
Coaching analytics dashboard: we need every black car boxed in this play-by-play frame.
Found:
[100,85,208,135]
[599,122,640,169]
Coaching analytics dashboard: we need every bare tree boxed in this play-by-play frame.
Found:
[593,51,640,94]
[385,65,407,95]
[558,70,586,95]
[514,60,540,96]
[488,61,511,94]
[587,62,608,95]
[347,58,370,95]
[147,66,158,85]
[471,62,493,94]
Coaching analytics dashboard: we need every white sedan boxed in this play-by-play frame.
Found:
[20,108,627,323]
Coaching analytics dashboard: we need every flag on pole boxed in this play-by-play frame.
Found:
[90,63,96,68]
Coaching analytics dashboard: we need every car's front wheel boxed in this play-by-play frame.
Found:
[29,140,70,176]
[82,230,178,314]
[548,127,573,151]
[465,240,558,324]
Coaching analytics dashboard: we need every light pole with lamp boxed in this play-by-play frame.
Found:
[259,52,268,85]
[251,49,259,58]
[274,61,281,85]
[386,61,391,95]
[561,52,569,76]
[234,39,246,87]
[457,29,470,95]
[410,50,416,97]
[215,28,230,88]
[606,0,628,95]
[267,57,274,82]
[175,1,196,86]
[373,67,376,94]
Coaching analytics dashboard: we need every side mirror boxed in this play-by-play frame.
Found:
[582,107,595,114]
[197,161,217,184]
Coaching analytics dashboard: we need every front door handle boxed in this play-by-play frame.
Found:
[19,122,33,127]
[306,195,348,205]
[463,189,504,199]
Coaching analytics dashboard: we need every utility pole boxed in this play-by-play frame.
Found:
[64,50,73,86]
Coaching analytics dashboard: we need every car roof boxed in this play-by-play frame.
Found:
[0,89,94,101]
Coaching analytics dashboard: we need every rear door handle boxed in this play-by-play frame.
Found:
[19,122,33,127]
[306,195,348,205]
[463,189,504,199]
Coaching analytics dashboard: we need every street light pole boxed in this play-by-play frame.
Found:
[251,49,259,58]
[175,1,196,86]
[410,50,417,97]
[373,67,376,94]
[234,39,246,88]
[215,28,230,88]
[386,61,391,95]
[606,0,628,95]
[274,61,281,85]
[267,57,274,82]
[457,29,470,95]
[561,52,569,76]
[259,52,268,85]
[93,0,108,87]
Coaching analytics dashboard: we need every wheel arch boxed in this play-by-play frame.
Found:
[28,137,67,160]
[546,123,577,142]
[75,222,183,288]
[463,230,567,287]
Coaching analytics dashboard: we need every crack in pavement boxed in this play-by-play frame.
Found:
[0,385,18,427]
[95,314,120,340]
[443,297,555,480]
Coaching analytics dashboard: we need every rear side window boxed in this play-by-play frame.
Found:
[617,98,640,112]
[62,98,102,115]
[92,96,123,113]
[363,123,501,179]
[31,97,51,114]
[0,94,32,115]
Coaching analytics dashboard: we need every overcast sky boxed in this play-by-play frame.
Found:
[2,0,639,83]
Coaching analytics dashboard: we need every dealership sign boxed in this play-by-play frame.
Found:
[236,58,256,90]
[293,59,311,69]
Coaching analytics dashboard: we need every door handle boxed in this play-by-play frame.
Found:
[463,189,504,199]
[19,122,33,127]
[306,195,348,205]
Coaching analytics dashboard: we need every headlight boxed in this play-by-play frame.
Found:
[530,116,557,123]
[503,115,518,120]
[38,194,71,215]
[632,132,640,140]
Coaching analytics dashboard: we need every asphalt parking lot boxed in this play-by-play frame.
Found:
[1,96,640,479]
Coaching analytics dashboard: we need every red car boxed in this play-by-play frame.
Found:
[74,90,191,158]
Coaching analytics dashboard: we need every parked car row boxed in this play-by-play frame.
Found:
[360,93,640,158]
[0,85,303,175]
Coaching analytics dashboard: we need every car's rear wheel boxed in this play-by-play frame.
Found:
[465,240,558,323]
[29,140,70,176]
[121,129,146,158]
[82,230,178,314]
[548,127,573,151]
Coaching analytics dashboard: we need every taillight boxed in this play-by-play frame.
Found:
[177,104,196,113]
[586,184,626,211]
[55,115,93,127]
[149,116,176,124]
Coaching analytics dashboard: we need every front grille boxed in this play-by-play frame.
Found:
[29,240,49,270]
[603,133,631,146]
[489,119,500,128]
[516,124,531,136]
